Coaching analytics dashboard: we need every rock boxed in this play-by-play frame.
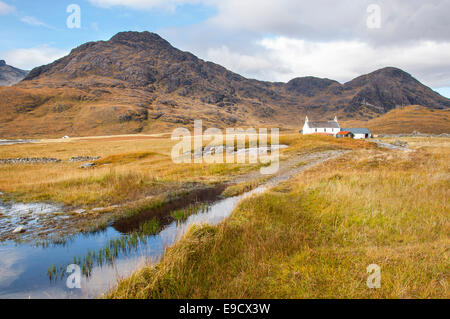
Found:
[80,163,95,169]
[0,158,62,165]
[72,209,86,214]
[69,156,100,163]
[150,112,164,120]
[392,140,408,147]
[13,226,26,234]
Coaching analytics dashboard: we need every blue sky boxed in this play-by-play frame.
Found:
[0,0,215,53]
[1,0,449,98]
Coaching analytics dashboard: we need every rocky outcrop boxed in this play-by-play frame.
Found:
[0,158,62,164]
[12,226,26,234]
[286,77,339,97]
[80,163,95,169]
[68,156,100,162]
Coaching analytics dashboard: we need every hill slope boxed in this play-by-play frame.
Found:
[0,60,28,86]
[341,105,450,134]
[0,31,448,138]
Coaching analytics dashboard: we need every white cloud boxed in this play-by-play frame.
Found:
[20,16,50,28]
[89,0,207,11]
[91,0,450,44]
[0,250,25,289]
[0,1,14,15]
[206,45,289,80]
[203,37,450,88]
[1,45,68,70]
[208,0,450,44]
[262,38,450,88]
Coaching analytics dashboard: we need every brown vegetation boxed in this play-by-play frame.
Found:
[342,105,450,134]
[109,137,449,299]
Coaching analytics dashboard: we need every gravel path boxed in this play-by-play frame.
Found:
[231,150,349,185]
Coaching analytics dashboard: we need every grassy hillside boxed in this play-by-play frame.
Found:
[341,105,450,134]
[0,134,366,207]
[109,137,449,298]
[2,32,449,138]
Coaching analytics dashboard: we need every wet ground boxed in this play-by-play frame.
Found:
[0,202,64,241]
[0,139,36,146]
[0,150,346,299]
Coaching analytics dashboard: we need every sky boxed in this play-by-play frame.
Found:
[0,0,449,98]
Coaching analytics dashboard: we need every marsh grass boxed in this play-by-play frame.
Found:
[109,139,449,299]
[171,203,211,221]
[221,178,269,198]
[0,134,368,208]
[48,218,162,280]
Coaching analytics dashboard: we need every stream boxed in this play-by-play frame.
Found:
[0,150,344,299]
[0,139,36,146]
[0,182,271,299]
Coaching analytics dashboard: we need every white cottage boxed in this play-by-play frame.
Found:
[302,116,340,135]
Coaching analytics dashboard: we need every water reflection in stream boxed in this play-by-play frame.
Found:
[0,149,340,299]
[0,184,267,299]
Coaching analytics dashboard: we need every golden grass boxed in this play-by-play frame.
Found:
[341,105,450,135]
[109,138,449,299]
[0,134,368,207]
[221,178,268,198]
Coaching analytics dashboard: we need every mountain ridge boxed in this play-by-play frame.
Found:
[0,60,28,86]
[0,31,448,138]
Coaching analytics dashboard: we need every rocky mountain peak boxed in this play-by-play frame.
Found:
[109,31,171,48]
[369,67,419,84]
[286,76,340,96]
[0,60,6,67]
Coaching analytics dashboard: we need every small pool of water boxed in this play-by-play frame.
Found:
[0,147,312,299]
[0,139,36,146]
[0,185,268,299]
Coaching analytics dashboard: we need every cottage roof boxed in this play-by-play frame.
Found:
[307,121,340,129]
[342,128,372,134]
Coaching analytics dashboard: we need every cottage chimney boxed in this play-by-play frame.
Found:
[305,116,309,123]
[334,116,338,122]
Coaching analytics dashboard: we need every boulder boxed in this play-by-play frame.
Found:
[69,156,100,163]
[13,226,26,234]
[392,140,408,147]
[80,163,95,169]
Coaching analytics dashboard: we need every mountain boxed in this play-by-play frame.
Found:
[343,67,450,114]
[0,60,28,86]
[0,31,448,138]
